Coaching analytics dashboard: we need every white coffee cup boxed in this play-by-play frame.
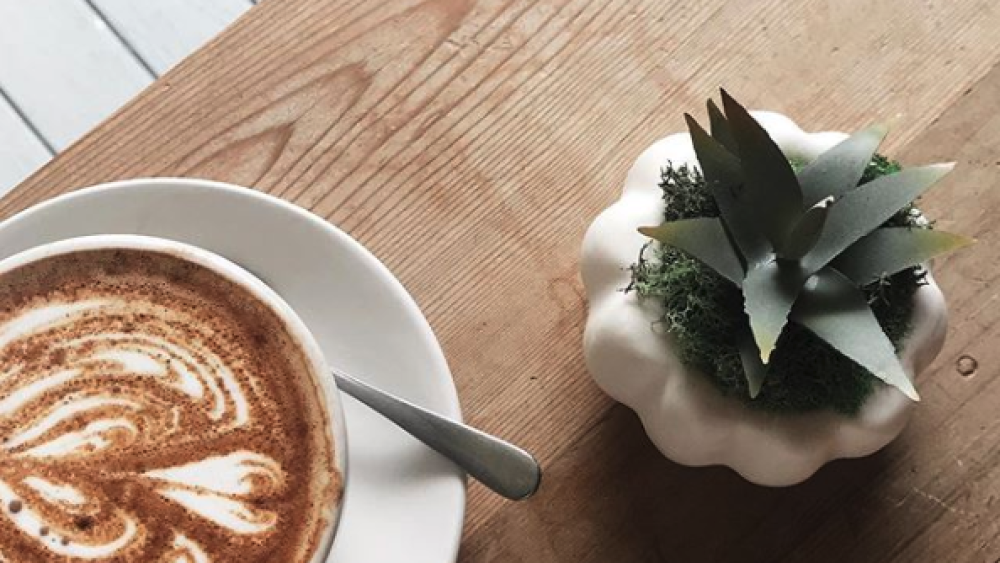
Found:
[0,234,347,562]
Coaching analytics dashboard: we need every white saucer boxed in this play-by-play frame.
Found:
[0,178,466,563]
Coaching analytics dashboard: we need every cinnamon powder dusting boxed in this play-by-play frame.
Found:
[0,249,341,561]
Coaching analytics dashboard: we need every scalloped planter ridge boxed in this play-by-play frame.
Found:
[580,112,948,486]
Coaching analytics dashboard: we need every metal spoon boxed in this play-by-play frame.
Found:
[244,264,541,500]
[332,368,541,500]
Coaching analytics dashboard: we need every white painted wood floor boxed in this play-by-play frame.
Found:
[0,0,255,197]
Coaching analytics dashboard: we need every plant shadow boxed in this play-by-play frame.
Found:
[489,405,904,563]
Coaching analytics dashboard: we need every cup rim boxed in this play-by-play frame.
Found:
[0,233,348,562]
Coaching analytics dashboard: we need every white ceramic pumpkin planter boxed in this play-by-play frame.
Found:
[581,112,948,487]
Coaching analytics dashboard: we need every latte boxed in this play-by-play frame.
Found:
[0,246,341,561]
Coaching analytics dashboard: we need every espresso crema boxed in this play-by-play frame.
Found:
[0,248,340,561]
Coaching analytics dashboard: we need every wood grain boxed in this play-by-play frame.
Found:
[3,0,1000,561]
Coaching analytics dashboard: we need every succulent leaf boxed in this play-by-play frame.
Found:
[720,89,803,247]
[664,92,965,404]
[735,324,767,398]
[804,163,955,273]
[790,268,919,401]
[684,114,742,188]
[638,218,744,285]
[685,114,769,265]
[707,99,738,154]
[742,260,808,362]
[777,197,832,261]
[832,227,974,285]
[797,124,889,207]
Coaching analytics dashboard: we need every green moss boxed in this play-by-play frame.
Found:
[628,155,923,415]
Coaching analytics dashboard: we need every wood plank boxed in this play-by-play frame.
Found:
[0,0,153,150]
[90,0,252,75]
[0,93,52,197]
[2,0,1000,560]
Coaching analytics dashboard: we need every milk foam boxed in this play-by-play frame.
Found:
[0,249,337,562]
[170,534,210,563]
[0,479,138,559]
[22,477,86,506]
[145,452,283,534]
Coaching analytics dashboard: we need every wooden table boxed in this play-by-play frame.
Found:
[3,1,998,561]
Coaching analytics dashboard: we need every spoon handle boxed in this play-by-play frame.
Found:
[331,369,541,501]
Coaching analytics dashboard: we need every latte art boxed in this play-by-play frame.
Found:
[0,249,340,561]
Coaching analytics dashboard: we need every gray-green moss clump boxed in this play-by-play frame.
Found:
[628,155,925,415]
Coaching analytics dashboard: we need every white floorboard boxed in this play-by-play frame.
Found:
[91,0,251,75]
[0,0,252,195]
[0,0,154,150]
[0,94,52,196]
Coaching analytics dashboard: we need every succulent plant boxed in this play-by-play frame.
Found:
[639,90,972,400]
